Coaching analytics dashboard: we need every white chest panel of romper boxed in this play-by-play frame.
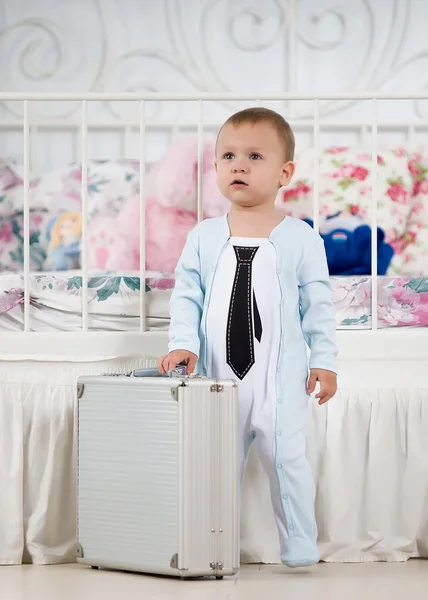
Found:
[207,237,281,421]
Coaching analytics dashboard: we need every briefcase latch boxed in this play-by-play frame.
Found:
[210,383,224,393]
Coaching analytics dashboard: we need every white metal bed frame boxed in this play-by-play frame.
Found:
[0,91,427,362]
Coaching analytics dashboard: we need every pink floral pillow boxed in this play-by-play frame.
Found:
[0,158,24,219]
[276,146,425,275]
[388,156,428,275]
[31,159,142,220]
[0,210,50,272]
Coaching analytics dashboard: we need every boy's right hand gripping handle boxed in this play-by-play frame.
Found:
[132,361,188,378]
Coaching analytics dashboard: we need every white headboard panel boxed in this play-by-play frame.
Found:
[0,0,427,173]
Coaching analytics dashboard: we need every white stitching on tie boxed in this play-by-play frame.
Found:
[227,246,258,379]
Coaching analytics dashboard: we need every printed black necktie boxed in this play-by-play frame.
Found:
[226,246,262,380]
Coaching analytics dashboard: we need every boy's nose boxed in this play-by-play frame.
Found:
[232,163,247,173]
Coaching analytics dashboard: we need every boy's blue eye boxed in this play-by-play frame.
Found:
[250,153,262,160]
[223,153,234,160]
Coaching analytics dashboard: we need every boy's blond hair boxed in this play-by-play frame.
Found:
[218,107,295,162]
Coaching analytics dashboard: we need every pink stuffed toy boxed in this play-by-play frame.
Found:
[87,216,134,272]
[104,197,197,274]
[145,137,229,218]
[100,137,230,274]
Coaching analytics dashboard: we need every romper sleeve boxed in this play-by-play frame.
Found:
[168,228,204,358]
[298,237,338,373]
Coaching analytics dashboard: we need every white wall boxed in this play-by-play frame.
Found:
[1,0,427,171]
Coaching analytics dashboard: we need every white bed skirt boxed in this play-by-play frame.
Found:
[1,358,427,565]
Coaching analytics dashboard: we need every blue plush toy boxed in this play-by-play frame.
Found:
[304,212,394,276]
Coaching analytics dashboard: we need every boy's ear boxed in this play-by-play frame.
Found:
[280,161,295,187]
[214,160,217,172]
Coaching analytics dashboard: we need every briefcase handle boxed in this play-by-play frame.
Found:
[132,361,188,378]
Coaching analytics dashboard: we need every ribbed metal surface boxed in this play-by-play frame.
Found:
[179,380,239,575]
[77,381,179,570]
[179,384,213,571]
[218,385,240,571]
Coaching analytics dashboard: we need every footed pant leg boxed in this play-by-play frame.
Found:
[252,401,319,567]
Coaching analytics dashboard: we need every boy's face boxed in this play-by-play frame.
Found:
[215,121,295,208]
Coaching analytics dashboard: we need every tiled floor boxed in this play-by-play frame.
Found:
[1,561,428,600]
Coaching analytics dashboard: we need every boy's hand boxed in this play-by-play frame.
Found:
[158,350,198,375]
[307,369,337,405]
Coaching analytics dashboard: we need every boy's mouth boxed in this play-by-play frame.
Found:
[231,179,248,187]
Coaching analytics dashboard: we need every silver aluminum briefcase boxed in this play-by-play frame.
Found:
[76,366,239,579]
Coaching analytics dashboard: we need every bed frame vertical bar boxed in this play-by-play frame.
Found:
[81,100,89,332]
[197,99,204,223]
[139,100,146,332]
[23,100,31,332]
[285,0,297,120]
[313,98,320,233]
[371,99,378,331]
[30,125,38,176]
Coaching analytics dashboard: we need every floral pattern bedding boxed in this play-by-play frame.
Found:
[0,158,141,273]
[278,147,428,276]
[1,146,427,277]
[0,210,50,272]
[332,275,428,327]
[1,273,427,331]
[0,272,174,332]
